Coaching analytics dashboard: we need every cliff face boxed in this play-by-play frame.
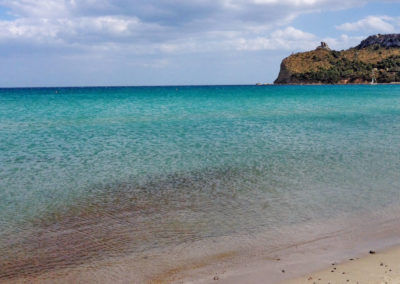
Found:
[274,34,400,84]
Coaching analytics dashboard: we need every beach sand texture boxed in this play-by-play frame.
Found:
[283,247,400,284]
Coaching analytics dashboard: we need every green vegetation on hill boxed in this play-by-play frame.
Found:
[292,53,400,84]
[274,34,400,84]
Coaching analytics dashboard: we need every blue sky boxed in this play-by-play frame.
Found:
[0,0,399,87]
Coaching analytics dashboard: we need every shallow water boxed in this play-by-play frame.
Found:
[1,85,400,280]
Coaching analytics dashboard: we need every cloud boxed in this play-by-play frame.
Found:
[0,0,378,54]
[234,27,318,51]
[336,15,398,33]
[0,0,399,86]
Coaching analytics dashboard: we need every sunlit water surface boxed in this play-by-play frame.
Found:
[1,85,400,279]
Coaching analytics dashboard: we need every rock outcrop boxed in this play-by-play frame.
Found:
[357,34,400,49]
[274,34,400,84]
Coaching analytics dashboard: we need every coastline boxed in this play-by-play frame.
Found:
[2,85,400,284]
[184,213,400,284]
[4,205,400,284]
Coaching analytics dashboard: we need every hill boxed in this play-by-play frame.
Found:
[274,34,400,84]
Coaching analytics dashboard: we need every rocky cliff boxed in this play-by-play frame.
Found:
[274,34,400,84]
[357,34,400,49]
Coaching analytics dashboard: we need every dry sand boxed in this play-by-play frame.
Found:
[283,246,400,284]
[188,246,400,284]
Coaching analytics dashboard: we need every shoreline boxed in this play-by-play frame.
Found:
[196,242,400,284]
[2,85,400,284]
[282,245,400,284]
[181,206,400,284]
[4,206,400,284]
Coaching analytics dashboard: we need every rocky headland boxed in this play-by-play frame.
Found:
[274,34,400,84]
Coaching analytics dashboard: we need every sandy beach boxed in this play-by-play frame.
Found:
[184,245,400,284]
[283,246,400,284]
[6,208,400,284]
[180,207,400,284]
[193,247,400,284]
[4,246,400,284]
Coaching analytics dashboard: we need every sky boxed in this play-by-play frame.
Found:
[0,0,399,87]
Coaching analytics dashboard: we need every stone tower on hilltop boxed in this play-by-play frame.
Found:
[316,41,330,50]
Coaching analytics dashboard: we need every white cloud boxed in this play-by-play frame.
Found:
[0,0,381,53]
[234,27,317,51]
[336,15,398,33]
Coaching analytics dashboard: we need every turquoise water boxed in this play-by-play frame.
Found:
[1,85,400,278]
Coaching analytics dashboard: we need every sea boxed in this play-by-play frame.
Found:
[1,85,400,282]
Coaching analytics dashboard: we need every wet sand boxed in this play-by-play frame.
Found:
[181,208,400,284]
[3,206,400,284]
